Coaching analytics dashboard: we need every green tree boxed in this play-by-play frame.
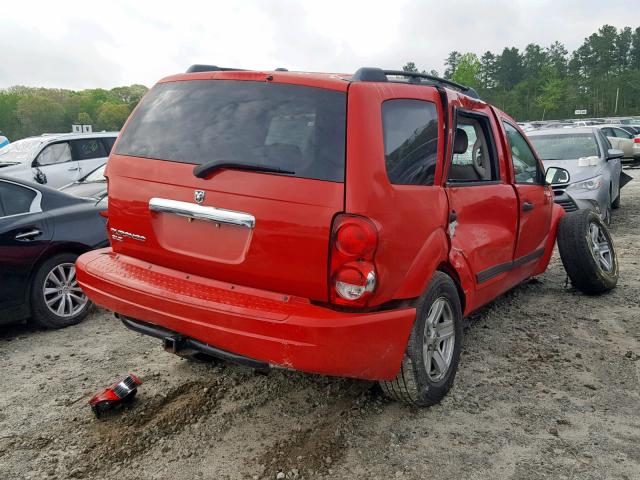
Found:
[444,51,462,79]
[547,41,569,78]
[495,47,524,89]
[96,103,130,131]
[402,62,418,73]
[536,76,566,119]
[75,112,93,125]
[16,96,66,137]
[450,53,481,89]
[479,51,498,89]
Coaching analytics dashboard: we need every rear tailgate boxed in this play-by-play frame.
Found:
[106,77,347,301]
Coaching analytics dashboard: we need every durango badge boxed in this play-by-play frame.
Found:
[194,190,205,204]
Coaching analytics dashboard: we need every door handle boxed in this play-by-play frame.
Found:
[68,166,80,171]
[15,229,42,241]
[522,201,534,212]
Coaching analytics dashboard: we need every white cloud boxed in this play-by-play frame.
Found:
[1,0,639,89]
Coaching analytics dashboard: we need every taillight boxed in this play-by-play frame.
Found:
[329,214,378,306]
[634,137,640,143]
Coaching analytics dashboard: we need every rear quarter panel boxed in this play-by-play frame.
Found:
[345,83,449,305]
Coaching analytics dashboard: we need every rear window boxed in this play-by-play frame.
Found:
[529,133,600,161]
[0,181,37,217]
[116,80,346,182]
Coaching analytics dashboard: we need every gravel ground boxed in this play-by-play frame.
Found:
[1,172,639,480]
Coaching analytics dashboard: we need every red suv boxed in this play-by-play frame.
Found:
[77,66,618,406]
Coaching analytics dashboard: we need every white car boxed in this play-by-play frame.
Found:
[0,132,118,189]
[594,125,640,162]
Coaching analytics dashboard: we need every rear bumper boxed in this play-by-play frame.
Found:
[76,249,415,380]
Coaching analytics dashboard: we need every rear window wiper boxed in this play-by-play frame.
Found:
[193,160,295,179]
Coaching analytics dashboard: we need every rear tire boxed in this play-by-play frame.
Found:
[30,253,93,329]
[557,210,618,295]
[380,272,463,407]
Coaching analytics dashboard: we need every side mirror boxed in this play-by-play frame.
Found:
[607,149,624,160]
[545,166,570,185]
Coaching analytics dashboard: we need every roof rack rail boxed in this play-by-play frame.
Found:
[352,68,480,99]
[186,64,246,73]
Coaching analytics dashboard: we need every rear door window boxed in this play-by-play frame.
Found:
[115,80,347,182]
[70,138,108,161]
[611,127,632,139]
[381,99,439,185]
[0,181,37,217]
[101,137,117,154]
[448,113,499,183]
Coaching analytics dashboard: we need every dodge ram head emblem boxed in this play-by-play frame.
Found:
[194,190,205,204]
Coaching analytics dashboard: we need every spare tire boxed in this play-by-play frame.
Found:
[557,209,618,294]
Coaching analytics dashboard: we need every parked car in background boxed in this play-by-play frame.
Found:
[0,176,108,328]
[0,132,117,189]
[594,125,640,162]
[527,127,623,223]
[540,122,574,129]
[59,163,107,201]
[0,132,9,149]
[606,117,640,126]
[517,122,538,132]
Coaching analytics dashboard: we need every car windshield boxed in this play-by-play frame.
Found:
[83,164,106,182]
[529,133,600,160]
[115,79,347,182]
[0,138,42,163]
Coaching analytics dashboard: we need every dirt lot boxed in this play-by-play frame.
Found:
[1,173,639,480]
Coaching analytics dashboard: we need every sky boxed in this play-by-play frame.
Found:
[2,0,640,90]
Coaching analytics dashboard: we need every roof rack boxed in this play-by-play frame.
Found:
[186,64,246,73]
[352,68,480,99]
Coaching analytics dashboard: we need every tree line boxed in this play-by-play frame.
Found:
[403,24,640,121]
[0,84,148,141]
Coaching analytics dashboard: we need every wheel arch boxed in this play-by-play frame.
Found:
[392,227,450,300]
[436,262,466,315]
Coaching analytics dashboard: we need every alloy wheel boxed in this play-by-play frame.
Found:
[423,297,456,382]
[42,263,87,317]
[588,222,613,273]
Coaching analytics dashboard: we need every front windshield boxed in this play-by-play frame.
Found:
[83,164,106,182]
[529,133,600,160]
[0,138,42,163]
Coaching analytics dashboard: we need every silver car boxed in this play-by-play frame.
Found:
[527,127,623,224]
[0,132,118,189]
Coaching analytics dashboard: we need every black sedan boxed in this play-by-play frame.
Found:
[0,176,108,328]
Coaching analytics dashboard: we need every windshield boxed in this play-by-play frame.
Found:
[83,164,106,182]
[529,133,600,160]
[0,138,42,163]
[115,79,347,182]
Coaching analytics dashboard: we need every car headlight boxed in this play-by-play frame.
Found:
[567,175,602,191]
